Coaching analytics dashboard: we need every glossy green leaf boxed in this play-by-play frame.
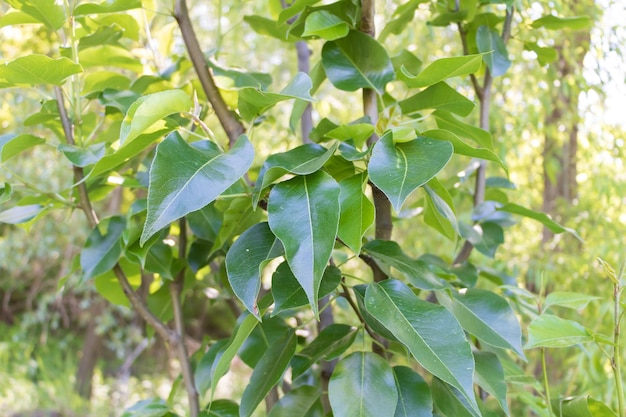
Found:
[530,15,592,30]
[326,124,374,149]
[302,11,349,40]
[81,216,126,280]
[121,398,170,417]
[369,133,453,212]
[401,54,483,88]
[120,89,191,146]
[267,385,323,417]
[238,72,313,122]
[210,196,263,255]
[272,263,341,315]
[526,314,593,348]
[187,203,221,242]
[338,174,374,254]
[365,280,477,413]
[423,184,458,241]
[0,11,40,27]
[379,0,427,42]
[474,351,508,414]
[240,330,297,417]
[291,324,357,379]
[0,134,45,162]
[544,291,600,311]
[195,339,229,397]
[93,258,141,307]
[243,15,296,41]
[437,289,524,358]
[497,203,582,240]
[58,143,105,167]
[239,316,291,368]
[473,222,505,258]
[399,82,475,116]
[433,110,493,149]
[329,351,398,417]
[78,25,123,51]
[431,378,479,417]
[74,0,142,16]
[0,204,44,224]
[0,55,81,86]
[226,222,283,319]
[267,171,340,316]
[210,60,272,90]
[392,366,432,417]
[552,395,618,417]
[78,45,142,72]
[422,129,502,166]
[322,30,395,93]
[252,142,337,206]
[5,0,64,29]
[141,133,254,245]
[204,400,239,417]
[362,240,444,290]
[476,26,511,77]
[210,314,258,399]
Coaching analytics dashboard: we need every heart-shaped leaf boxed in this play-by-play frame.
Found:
[437,289,525,358]
[81,216,126,280]
[329,351,398,417]
[365,280,478,413]
[369,132,453,212]
[322,30,395,93]
[0,55,81,86]
[141,133,254,245]
[240,330,297,417]
[226,222,283,319]
[338,173,374,254]
[268,171,340,316]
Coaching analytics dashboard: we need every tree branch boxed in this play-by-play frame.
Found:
[174,0,245,147]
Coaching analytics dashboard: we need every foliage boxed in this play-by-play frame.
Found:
[0,1,622,417]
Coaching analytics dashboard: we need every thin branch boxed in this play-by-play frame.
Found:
[457,24,483,100]
[340,284,383,348]
[174,0,245,147]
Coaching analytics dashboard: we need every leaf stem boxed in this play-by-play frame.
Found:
[541,347,553,416]
[613,257,625,417]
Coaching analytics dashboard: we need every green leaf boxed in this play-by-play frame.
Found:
[267,171,340,316]
[472,222,505,258]
[58,143,105,167]
[5,0,64,29]
[399,82,475,116]
[552,395,618,417]
[210,60,272,90]
[423,183,459,241]
[362,240,444,290]
[81,216,126,280]
[210,196,263,255]
[401,54,483,88]
[0,55,81,86]
[239,316,291,368]
[379,0,427,42]
[0,204,44,224]
[392,366,433,417]
[204,400,239,417]
[329,351,398,417]
[78,45,142,72]
[226,222,283,319]
[238,72,314,122]
[210,314,258,400]
[0,183,12,204]
[240,330,297,417]
[243,15,296,41]
[369,133,453,212]
[0,11,40,27]
[437,289,525,358]
[141,133,254,245]
[322,30,395,93]
[291,324,357,380]
[272,263,341,315]
[526,314,593,349]
[422,129,502,166]
[476,26,511,77]
[524,42,558,66]
[365,280,477,413]
[497,203,581,240]
[474,352,508,414]
[544,291,600,311]
[195,339,229,397]
[433,110,493,149]
[326,124,374,149]
[253,142,338,206]
[93,258,141,306]
[302,11,349,40]
[431,378,479,417]
[74,0,142,16]
[0,134,45,162]
[120,90,191,146]
[121,398,170,417]
[338,173,374,254]
[530,15,592,31]
[267,385,323,417]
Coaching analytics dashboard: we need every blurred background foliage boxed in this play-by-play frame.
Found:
[0,0,625,416]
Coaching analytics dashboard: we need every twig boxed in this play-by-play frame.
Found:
[174,0,245,147]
